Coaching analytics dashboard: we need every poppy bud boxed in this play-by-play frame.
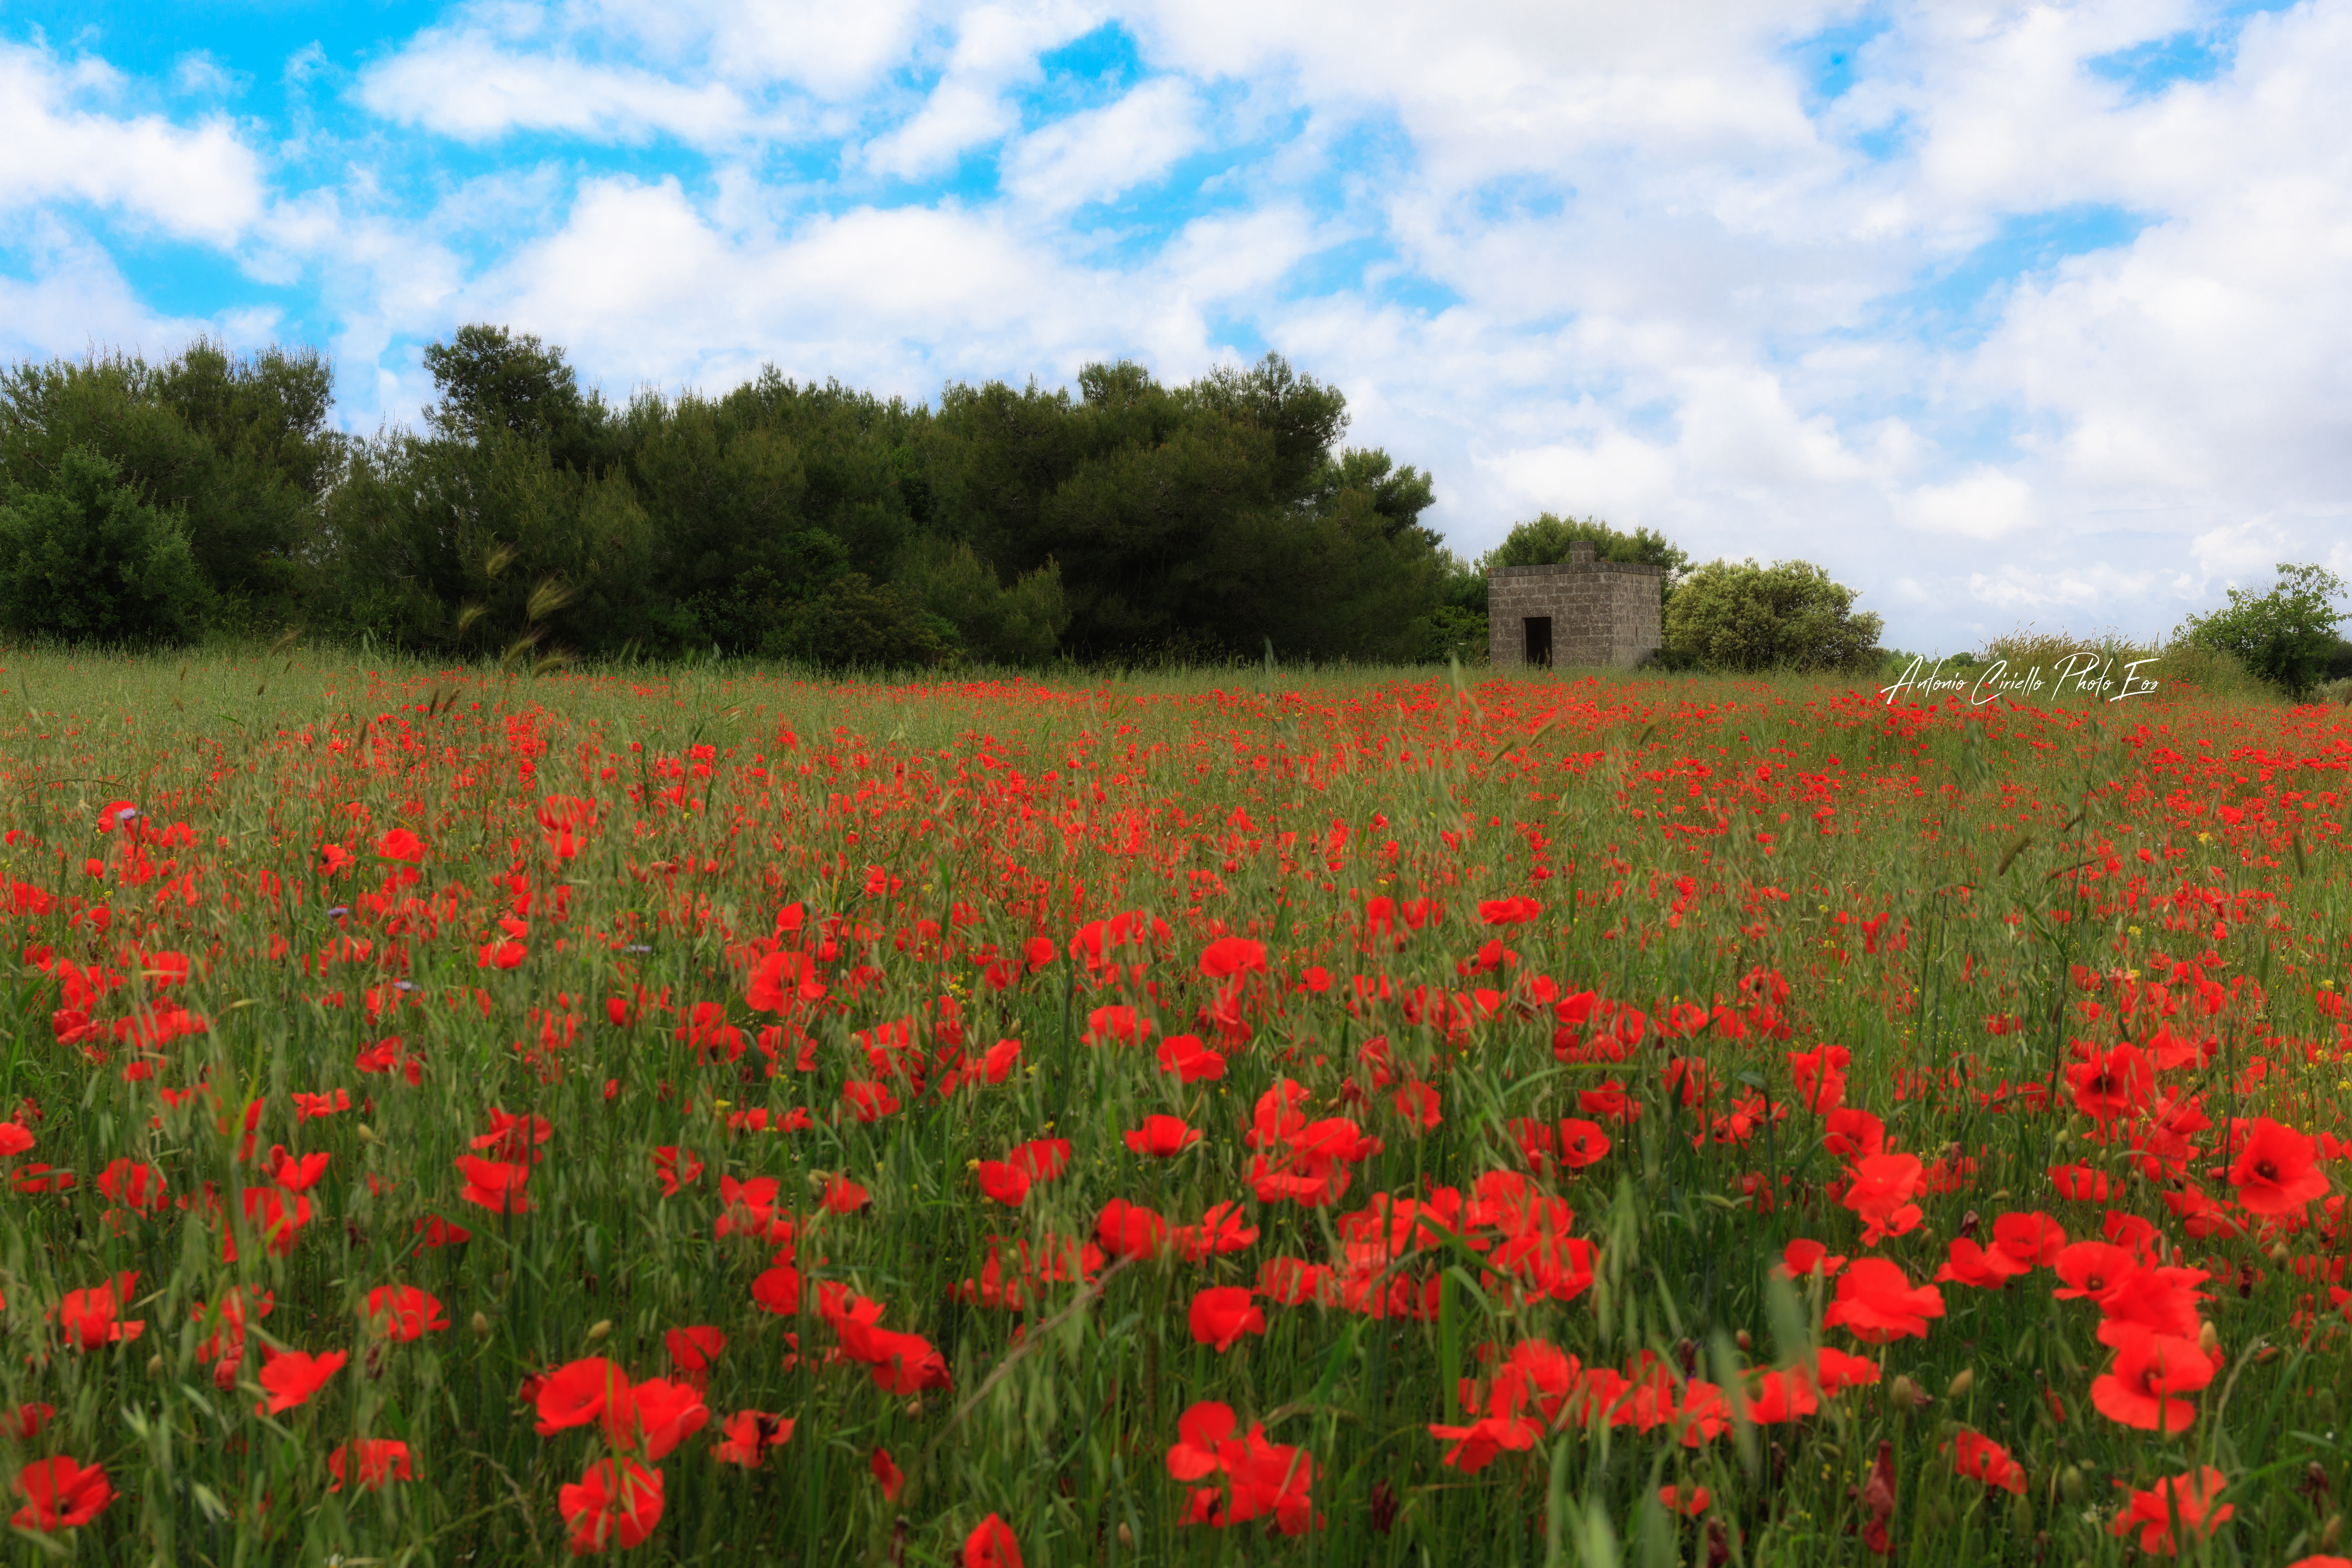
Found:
[147,1354,165,1380]
[1947,1369,1974,1400]
[1888,1375,1926,1410]
[587,1319,612,1344]
[2009,1493,2033,1539]
[1118,1522,1134,1549]
[2324,1513,2343,1549]
[2197,1322,2219,1355]
[472,1311,491,1339]
[356,1124,378,1145]
[2270,1242,2291,1264]
[1735,1329,1751,1353]
[2059,1466,2084,1504]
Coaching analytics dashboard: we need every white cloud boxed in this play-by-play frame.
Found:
[0,42,267,246]
[1002,79,1202,209]
[357,27,782,144]
[1899,469,2037,541]
[860,1,1102,177]
[0,218,256,364]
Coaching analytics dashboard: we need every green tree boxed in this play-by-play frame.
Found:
[0,342,338,620]
[422,325,610,473]
[1479,513,1691,595]
[0,445,205,644]
[1665,557,1883,673]
[2175,562,2350,699]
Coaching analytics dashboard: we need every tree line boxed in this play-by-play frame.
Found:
[2,327,2018,678]
[0,329,1465,667]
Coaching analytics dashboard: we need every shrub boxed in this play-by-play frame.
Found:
[1664,557,1882,673]
[0,445,204,645]
[2175,563,2348,699]
[894,537,1070,665]
[770,572,947,671]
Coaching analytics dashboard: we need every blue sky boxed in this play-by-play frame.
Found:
[4,0,2349,655]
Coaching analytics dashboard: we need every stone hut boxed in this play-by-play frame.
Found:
[1487,542,1664,670]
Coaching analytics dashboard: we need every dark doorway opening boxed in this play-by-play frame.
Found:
[1523,616,1553,668]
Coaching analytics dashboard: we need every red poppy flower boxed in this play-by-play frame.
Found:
[1082,1004,1154,1046]
[536,1358,638,1445]
[1822,1258,1945,1343]
[559,1458,663,1554]
[1810,1345,1881,1391]
[843,1079,900,1121]
[870,1446,905,1502]
[975,1160,1030,1206]
[1393,1081,1442,1131]
[1175,1200,1259,1262]
[2052,1242,2139,1301]
[1777,1238,1847,1280]
[1935,1237,2028,1289]
[2049,1163,2110,1200]
[2091,1326,2213,1433]
[628,1376,708,1459]
[2109,1466,2231,1554]
[2229,1117,2328,1215]
[0,1122,32,1156]
[1156,1034,1227,1082]
[1840,1153,1923,1243]
[819,1175,869,1215]
[1095,1199,1169,1259]
[2068,1044,2153,1123]
[651,1146,703,1197]
[972,1036,1020,1083]
[1187,1287,1266,1352]
[750,1265,801,1315]
[454,1155,530,1215]
[11,1456,111,1530]
[1428,1410,1540,1472]
[1125,1115,1203,1157]
[267,1146,330,1194]
[363,1285,448,1342]
[963,1513,1024,1568]
[54,1272,142,1351]
[1950,1430,2026,1495]
[1990,1211,2066,1269]
[1167,1401,1235,1481]
[663,1326,725,1390]
[2093,1265,2212,1344]
[1658,1483,1711,1516]
[95,1158,166,1212]
[327,1439,412,1492]
[712,1409,794,1466]
[1007,1138,1071,1180]
[374,828,425,863]
[256,1346,348,1415]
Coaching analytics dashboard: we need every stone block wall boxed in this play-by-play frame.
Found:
[1487,543,1664,670]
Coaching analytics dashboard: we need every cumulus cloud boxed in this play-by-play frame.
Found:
[1002,79,1202,209]
[0,42,267,246]
[358,27,780,144]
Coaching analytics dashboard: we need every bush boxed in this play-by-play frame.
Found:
[2175,562,2348,699]
[0,445,204,644]
[1664,557,1882,673]
[894,537,1069,665]
[770,572,947,671]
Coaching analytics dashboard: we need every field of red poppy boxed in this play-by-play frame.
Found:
[0,647,2348,1566]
